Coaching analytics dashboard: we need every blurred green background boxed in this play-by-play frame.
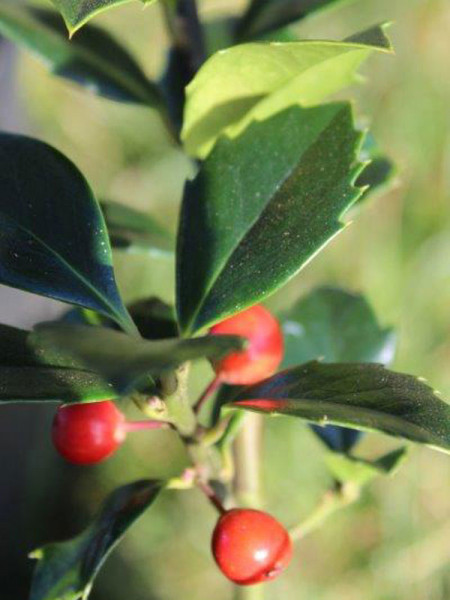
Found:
[0,0,449,598]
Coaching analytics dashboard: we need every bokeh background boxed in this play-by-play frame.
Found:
[0,0,449,598]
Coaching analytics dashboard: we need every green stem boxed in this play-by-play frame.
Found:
[163,363,197,437]
[289,482,360,542]
[233,413,265,600]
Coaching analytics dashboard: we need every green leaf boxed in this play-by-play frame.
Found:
[0,133,135,334]
[281,286,396,367]
[231,361,450,454]
[177,104,364,335]
[30,323,245,393]
[325,446,409,485]
[128,297,178,339]
[101,201,174,254]
[50,0,157,34]
[0,5,159,106]
[30,479,162,600]
[0,323,114,403]
[182,24,392,158]
[236,0,354,41]
[355,135,396,203]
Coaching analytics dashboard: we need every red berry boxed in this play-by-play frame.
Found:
[51,401,126,465]
[212,508,293,585]
[210,305,284,385]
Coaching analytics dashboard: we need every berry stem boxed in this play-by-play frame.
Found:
[194,375,222,415]
[196,479,226,515]
[123,420,169,433]
[233,413,265,600]
[289,482,360,542]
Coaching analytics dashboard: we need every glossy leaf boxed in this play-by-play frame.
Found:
[30,479,162,600]
[30,323,244,393]
[0,5,159,105]
[280,286,396,452]
[236,0,354,41]
[231,362,450,454]
[0,133,135,334]
[177,104,364,335]
[325,446,409,485]
[0,324,114,403]
[101,201,174,254]
[50,0,157,34]
[182,24,392,157]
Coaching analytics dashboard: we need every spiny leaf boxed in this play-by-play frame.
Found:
[177,103,364,335]
[182,24,392,158]
[231,361,450,454]
[280,286,396,452]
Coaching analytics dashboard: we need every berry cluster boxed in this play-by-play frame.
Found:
[51,305,292,585]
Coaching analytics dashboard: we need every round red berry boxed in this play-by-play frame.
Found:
[210,305,284,385]
[51,400,126,465]
[212,508,293,585]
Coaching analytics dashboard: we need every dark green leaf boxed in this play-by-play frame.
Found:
[101,201,174,254]
[30,479,162,600]
[0,133,135,334]
[0,323,114,403]
[231,361,450,454]
[177,104,364,335]
[236,0,354,41]
[281,286,396,367]
[280,286,396,452]
[0,5,159,105]
[128,297,178,339]
[50,0,157,34]
[325,446,409,485]
[30,323,245,393]
[182,24,392,157]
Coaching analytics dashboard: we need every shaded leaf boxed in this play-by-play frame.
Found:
[182,24,392,157]
[236,0,354,41]
[128,297,178,339]
[30,323,245,393]
[356,134,396,203]
[0,5,159,105]
[325,446,409,485]
[0,133,135,334]
[177,104,364,335]
[231,361,450,454]
[30,479,162,600]
[280,286,396,452]
[281,286,395,367]
[0,323,114,403]
[101,201,174,254]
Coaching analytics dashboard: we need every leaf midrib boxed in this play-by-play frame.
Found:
[0,210,125,325]
[182,104,347,333]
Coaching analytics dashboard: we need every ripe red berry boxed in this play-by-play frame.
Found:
[51,400,126,465]
[212,508,293,585]
[209,305,284,385]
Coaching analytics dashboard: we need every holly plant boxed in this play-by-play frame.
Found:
[0,0,449,599]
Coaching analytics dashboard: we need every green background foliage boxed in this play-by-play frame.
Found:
[0,0,449,599]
